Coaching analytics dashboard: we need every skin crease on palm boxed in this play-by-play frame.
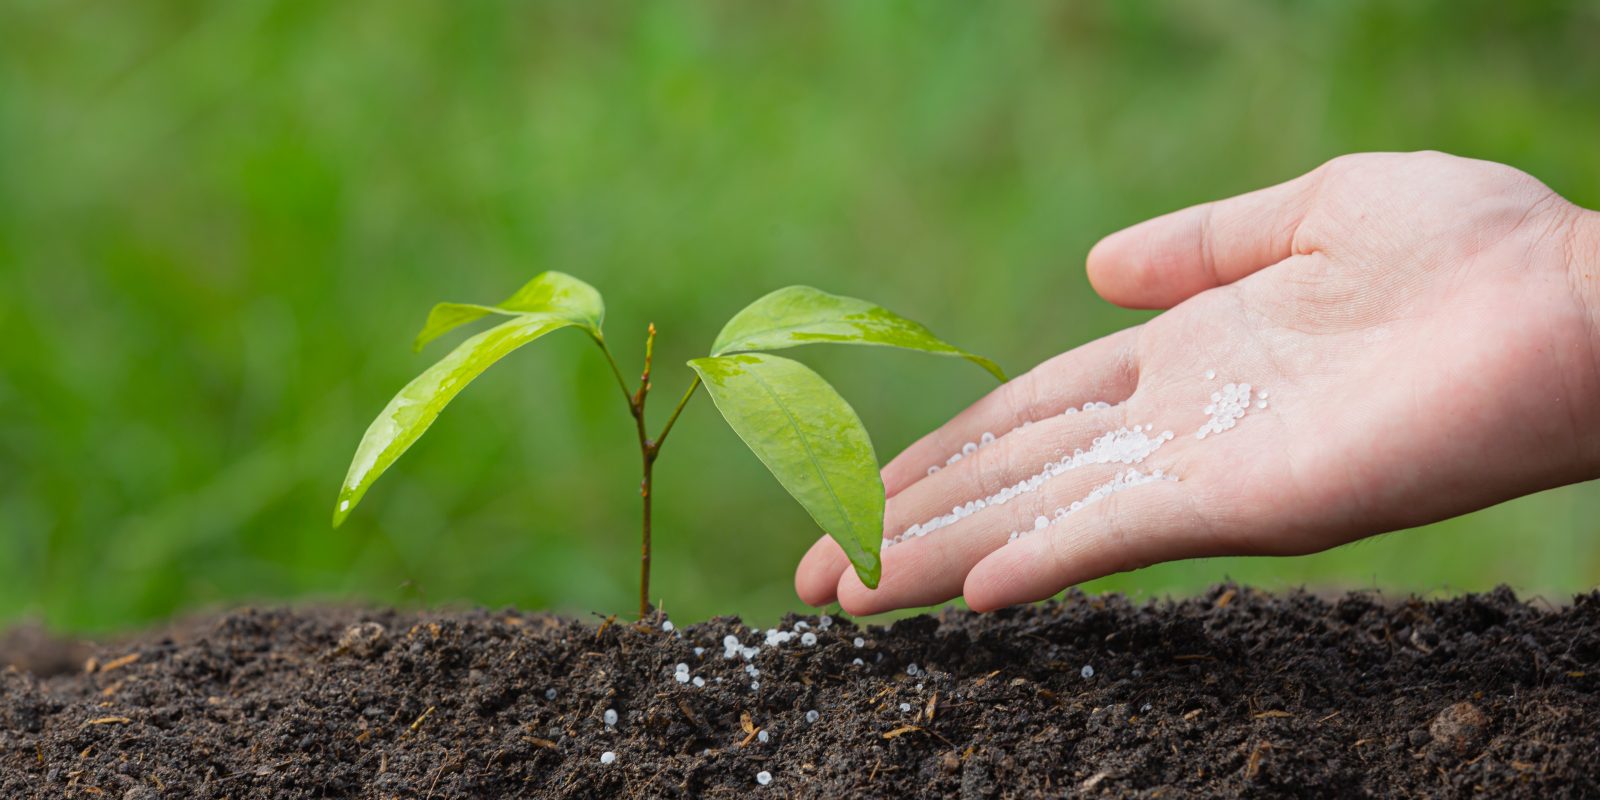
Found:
[796,151,1600,617]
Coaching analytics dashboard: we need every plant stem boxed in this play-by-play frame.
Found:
[593,325,702,620]
[632,324,656,620]
[638,453,654,620]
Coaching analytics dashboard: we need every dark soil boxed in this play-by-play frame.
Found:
[2,585,1598,798]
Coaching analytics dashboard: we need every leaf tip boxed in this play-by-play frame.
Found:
[851,546,882,590]
[854,561,881,591]
[331,493,355,528]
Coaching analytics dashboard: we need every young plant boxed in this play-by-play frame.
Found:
[333,272,1003,618]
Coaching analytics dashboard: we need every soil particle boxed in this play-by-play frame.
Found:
[1,585,1597,798]
[336,621,389,659]
[1429,702,1491,754]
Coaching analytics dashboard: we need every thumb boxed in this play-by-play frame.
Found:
[1087,163,1328,309]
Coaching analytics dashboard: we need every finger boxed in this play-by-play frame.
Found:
[838,454,1165,616]
[1086,164,1327,310]
[881,327,1141,497]
[884,404,1136,543]
[798,403,1147,608]
[795,535,850,606]
[962,478,1207,611]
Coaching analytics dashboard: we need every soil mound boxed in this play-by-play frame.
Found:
[2,586,1596,798]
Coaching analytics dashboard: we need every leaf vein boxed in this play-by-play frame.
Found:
[743,363,854,540]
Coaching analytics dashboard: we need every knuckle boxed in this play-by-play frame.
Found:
[1318,152,1363,177]
[1000,372,1043,425]
[1195,205,1221,286]
[1045,512,1081,573]
[1096,495,1141,571]
[1317,152,1389,185]
[1048,494,1135,576]
[967,431,1013,499]
[1406,148,1451,163]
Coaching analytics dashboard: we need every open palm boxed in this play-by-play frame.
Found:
[796,151,1600,615]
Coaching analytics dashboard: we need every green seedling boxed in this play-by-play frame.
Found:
[333,272,1003,618]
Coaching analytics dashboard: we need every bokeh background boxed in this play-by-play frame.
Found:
[4,1,1599,633]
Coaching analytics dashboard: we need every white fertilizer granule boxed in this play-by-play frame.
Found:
[1008,468,1178,543]
[927,402,1125,474]
[1197,382,1257,439]
[892,424,1173,548]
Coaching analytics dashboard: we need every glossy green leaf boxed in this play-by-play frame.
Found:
[710,285,1006,381]
[688,353,884,588]
[413,271,605,351]
[334,313,583,527]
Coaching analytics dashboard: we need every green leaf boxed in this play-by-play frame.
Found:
[688,353,884,588]
[334,313,583,527]
[710,285,1006,381]
[413,271,605,351]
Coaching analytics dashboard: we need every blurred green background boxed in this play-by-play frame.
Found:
[3,1,1598,633]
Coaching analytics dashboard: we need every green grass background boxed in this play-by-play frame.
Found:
[3,1,1598,632]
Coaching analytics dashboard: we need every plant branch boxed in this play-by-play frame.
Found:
[652,376,701,453]
[629,324,655,449]
[594,336,637,411]
[641,323,655,388]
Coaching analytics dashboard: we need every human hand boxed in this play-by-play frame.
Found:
[796,151,1600,614]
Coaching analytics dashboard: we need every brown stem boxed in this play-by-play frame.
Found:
[631,323,657,620]
[595,323,700,621]
[638,450,654,620]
